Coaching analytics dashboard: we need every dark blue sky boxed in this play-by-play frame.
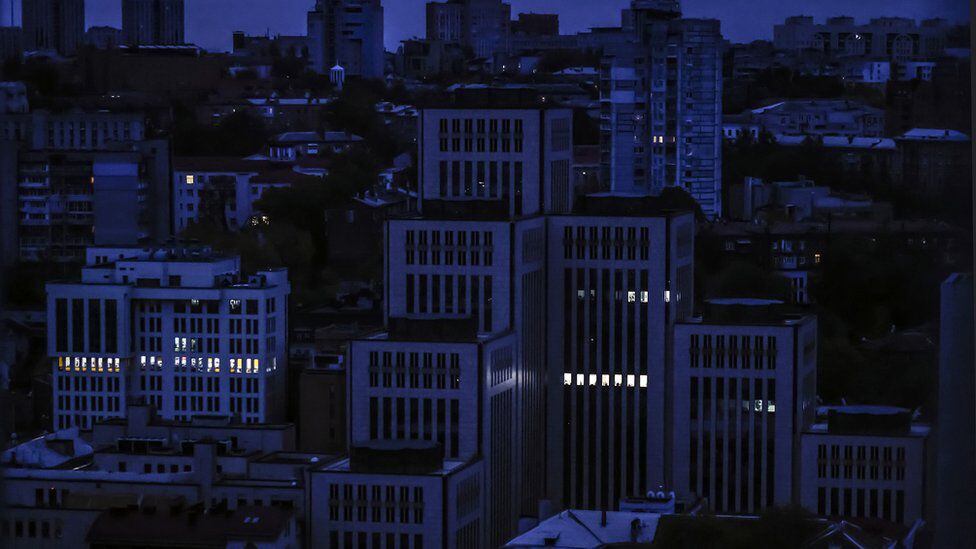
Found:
[6,0,970,51]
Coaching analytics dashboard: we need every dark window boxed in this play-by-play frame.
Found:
[105,300,118,353]
[88,300,101,352]
[55,299,68,352]
[71,299,85,352]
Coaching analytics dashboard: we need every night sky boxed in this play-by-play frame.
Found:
[5,0,970,52]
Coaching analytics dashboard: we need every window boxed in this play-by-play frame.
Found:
[185,174,195,185]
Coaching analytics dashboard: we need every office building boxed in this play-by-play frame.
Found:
[307,0,384,78]
[935,273,975,547]
[511,13,558,37]
[122,0,185,46]
[426,0,511,63]
[800,405,930,526]
[348,319,518,546]
[600,2,723,218]
[0,109,146,150]
[394,94,573,521]
[546,195,696,511]
[22,0,85,56]
[773,16,951,62]
[308,443,483,548]
[46,246,290,429]
[672,300,818,513]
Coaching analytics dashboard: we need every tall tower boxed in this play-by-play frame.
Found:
[122,0,185,46]
[600,1,723,218]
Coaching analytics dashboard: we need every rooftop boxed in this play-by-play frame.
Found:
[898,128,971,142]
[504,509,661,547]
[85,505,292,547]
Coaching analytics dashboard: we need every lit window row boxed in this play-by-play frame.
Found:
[563,373,648,388]
[229,358,260,374]
[173,356,222,373]
[575,290,651,303]
[139,355,163,371]
[57,356,121,373]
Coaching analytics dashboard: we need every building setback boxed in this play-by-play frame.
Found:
[46,246,290,429]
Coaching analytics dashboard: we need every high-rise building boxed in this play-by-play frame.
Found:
[773,16,951,63]
[600,1,723,218]
[46,246,290,429]
[21,0,85,56]
[307,0,384,78]
[672,300,818,513]
[348,319,517,546]
[122,0,185,46]
[546,194,696,511]
[935,272,975,547]
[426,0,511,63]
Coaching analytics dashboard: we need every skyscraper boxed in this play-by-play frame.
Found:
[673,300,818,513]
[546,195,696,511]
[122,0,185,46]
[307,0,384,78]
[600,1,723,218]
[21,0,85,56]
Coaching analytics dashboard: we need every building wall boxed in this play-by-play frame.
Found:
[800,431,928,525]
[545,212,695,511]
[672,317,818,513]
[418,107,574,217]
[22,0,85,55]
[307,0,384,78]
[122,0,185,46]
[308,460,483,549]
[47,259,290,429]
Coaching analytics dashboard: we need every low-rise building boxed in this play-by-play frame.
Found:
[800,405,930,526]
[743,100,885,138]
[308,443,483,548]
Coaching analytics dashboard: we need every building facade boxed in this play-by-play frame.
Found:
[122,0,185,46]
[600,2,723,218]
[307,0,384,78]
[426,0,512,63]
[308,445,483,548]
[348,320,518,547]
[773,16,951,62]
[546,196,696,511]
[672,301,818,513]
[46,247,290,429]
[800,406,930,526]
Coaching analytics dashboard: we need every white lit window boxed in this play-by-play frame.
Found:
[588,374,597,386]
[639,375,648,388]
[563,373,573,385]
[614,374,622,387]
[576,373,585,386]
[664,290,671,303]
[626,374,636,387]
[185,174,195,185]
[601,374,610,386]
[640,291,649,303]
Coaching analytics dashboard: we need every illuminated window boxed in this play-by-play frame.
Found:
[626,374,635,387]
[563,373,572,385]
[664,290,671,303]
[639,375,648,388]
[601,374,610,386]
[588,374,597,386]
[576,373,584,386]
[614,374,623,387]
[640,291,649,303]
[627,291,637,303]
[185,174,195,185]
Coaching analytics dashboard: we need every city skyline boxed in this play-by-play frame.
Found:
[2,0,968,51]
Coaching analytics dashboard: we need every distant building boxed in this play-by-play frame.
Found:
[673,300,818,513]
[511,13,558,37]
[773,16,951,62]
[0,82,28,114]
[307,0,384,78]
[600,4,724,217]
[46,247,290,428]
[2,142,171,264]
[800,405,930,526]
[0,109,146,150]
[308,443,483,547]
[935,273,975,547]
[85,25,123,49]
[894,128,971,199]
[744,100,885,138]
[122,0,185,46]
[396,38,466,79]
[22,0,85,56]
[426,0,512,63]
